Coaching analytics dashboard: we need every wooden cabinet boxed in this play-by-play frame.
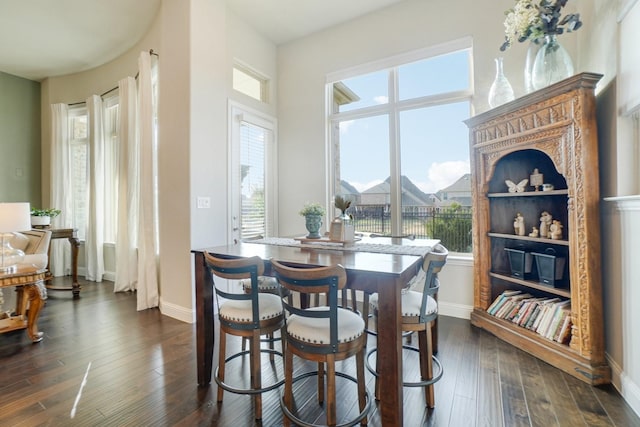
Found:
[465,73,610,385]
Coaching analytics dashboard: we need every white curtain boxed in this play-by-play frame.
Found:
[85,95,105,282]
[113,77,139,292]
[50,103,73,276]
[135,51,159,310]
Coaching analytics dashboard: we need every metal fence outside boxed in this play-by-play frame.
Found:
[352,204,473,253]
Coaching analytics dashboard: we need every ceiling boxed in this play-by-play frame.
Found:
[0,0,405,82]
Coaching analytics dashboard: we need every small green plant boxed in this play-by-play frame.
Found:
[334,195,352,215]
[299,202,325,217]
[30,208,61,217]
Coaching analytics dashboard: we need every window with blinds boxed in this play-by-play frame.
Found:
[229,102,277,243]
[239,121,268,239]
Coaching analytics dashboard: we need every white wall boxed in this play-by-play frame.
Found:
[275,0,579,238]
[574,0,640,415]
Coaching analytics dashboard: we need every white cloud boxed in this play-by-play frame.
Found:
[374,96,388,104]
[415,160,470,193]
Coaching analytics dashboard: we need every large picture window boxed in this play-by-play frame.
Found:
[327,39,473,252]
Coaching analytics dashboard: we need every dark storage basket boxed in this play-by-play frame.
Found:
[504,247,533,278]
[532,249,566,287]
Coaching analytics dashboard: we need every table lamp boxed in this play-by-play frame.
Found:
[0,202,31,273]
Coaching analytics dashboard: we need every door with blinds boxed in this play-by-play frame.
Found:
[229,103,278,244]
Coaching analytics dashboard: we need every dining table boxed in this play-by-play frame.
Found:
[192,235,439,427]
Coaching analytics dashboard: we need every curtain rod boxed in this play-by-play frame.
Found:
[67,49,158,107]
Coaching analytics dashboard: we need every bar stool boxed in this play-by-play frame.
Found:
[366,244,448,408]
[203,252,285,421]
[271,259,371,427]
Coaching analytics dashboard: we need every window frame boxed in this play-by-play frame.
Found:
[228,101,278,244]
[326,37,474,239]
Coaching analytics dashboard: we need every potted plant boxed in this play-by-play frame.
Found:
[299,202,325,239]
[30,208,61,227]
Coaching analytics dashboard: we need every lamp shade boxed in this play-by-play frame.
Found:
[0,202,31,232]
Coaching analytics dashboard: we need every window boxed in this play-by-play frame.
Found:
[103,96,119,243]
[229,102,277,243]
[68,97,120,243]
[327,39,473,252]
[233,63,268,103]
[68,107,88,240]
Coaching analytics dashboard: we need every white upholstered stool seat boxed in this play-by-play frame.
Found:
[241,275,280,293]
[287,306,364,345]
[219,293,283,322]
[369,290,437,318]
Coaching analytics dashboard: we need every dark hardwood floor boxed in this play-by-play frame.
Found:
[0,277,638,426]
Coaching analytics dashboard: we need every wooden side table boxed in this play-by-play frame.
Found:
[45,228,81,298]
[0,266,47,342]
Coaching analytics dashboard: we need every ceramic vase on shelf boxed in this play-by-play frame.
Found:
[524,41,542,94]
[488,57,515,108]
[531,34,574,90]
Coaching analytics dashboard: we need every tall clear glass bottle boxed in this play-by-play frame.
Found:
[488,57,515,108]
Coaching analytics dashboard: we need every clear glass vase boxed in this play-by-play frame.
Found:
[524,41,541,94]
[531,34,574,90]
[488,57,515,108]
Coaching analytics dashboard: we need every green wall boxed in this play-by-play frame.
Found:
[0,71,41,205]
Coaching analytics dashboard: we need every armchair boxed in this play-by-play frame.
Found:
[10,229,52,269]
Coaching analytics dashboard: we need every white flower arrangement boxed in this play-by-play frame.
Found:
[500,0,582,51]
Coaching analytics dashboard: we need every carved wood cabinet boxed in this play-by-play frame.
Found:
[465,73,610,385]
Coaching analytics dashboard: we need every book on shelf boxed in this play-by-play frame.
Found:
[487,290,521,315]
[549,305,571,341]
[531,298,561,331]
[536,300,570,338]
[555,311,573,344]
[515,298,545,326]
[495,293,532,319]
[508,296,537,323]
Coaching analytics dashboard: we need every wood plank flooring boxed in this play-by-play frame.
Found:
[0,277,638,426]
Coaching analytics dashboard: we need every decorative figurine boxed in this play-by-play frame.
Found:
[529,226,539,237]
[513,213,526,236]
[550,220,563,240]
[530,168,544,191]
[506,178,528,193]
[539,211,553,238]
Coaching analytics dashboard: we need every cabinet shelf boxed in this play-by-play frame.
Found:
[488,232,569,246]
[489,272,571,298]
[465,72,609,385]
[488,189,568,198]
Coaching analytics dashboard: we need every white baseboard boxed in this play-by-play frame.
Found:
[622,372,640,418]
[160,298,195,324]
[439,302,472,320]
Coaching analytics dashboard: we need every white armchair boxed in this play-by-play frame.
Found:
[10,229,52,269]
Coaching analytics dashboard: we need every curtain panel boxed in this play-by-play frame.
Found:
[114,77,139,293]
[50,103,73,276]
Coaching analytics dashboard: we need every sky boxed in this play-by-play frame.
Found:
[336,49,471,194]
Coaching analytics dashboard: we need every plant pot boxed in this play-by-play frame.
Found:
[304,214,323,239]
[30,215,51,227]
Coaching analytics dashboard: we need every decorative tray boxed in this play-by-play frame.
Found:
[293,236,361,246]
